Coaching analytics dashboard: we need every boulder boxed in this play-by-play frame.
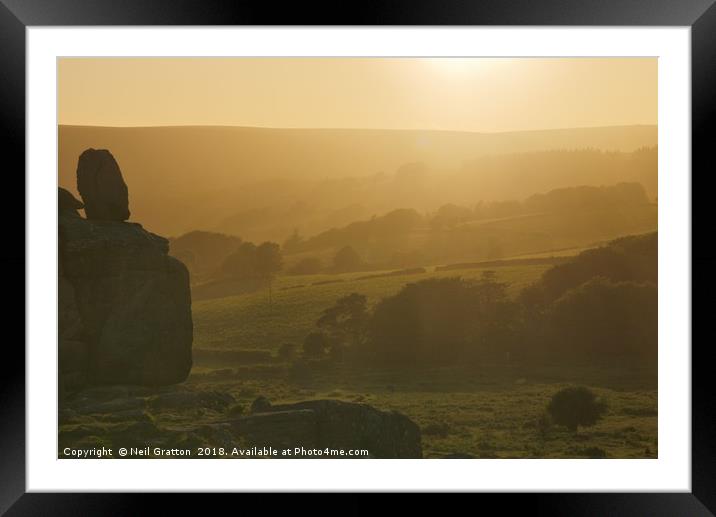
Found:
[231,398,423,458]
[59,261,88,391]
[58,187,84,217]
[149,390,234,411]
[59,213,193,386]
[76,148,130,221]
[57,383,423,458]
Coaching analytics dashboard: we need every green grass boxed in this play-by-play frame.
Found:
[184,363,657,459]
[60,362,657,459]
[193,263,551,351]
[189,259,657,459]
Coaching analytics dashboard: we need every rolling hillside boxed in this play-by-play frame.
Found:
[58,124,657,237]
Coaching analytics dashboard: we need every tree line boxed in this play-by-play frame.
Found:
[295,232,657,368]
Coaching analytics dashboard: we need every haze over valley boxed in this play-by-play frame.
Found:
[59,124,657,241]
[58,57,660,460]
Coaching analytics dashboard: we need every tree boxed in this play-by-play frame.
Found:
[255,241,283,279]
[547,386,606,433]
[546,277,657,364]
[303,332,328,359]
[317,293,369,349]
[539,232,657,303]
[332,245,364,272]
[366,277,518,365]
[430,203,473,230]
[219,241,258,280]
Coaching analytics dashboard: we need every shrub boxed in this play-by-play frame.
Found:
[317,292,369,348]
[328,343,345,363]
[367,277,517,365]
[546,277,657,364]
[226,404,245,417]
[303,332,328,358]
[547,386,606,432]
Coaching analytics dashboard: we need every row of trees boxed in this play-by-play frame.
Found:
[430,183,650,230]
[168,230,285,291]
[287,245,366,275]
[218,241,282,281]
[217,241,283,301]
[297,233,657,368]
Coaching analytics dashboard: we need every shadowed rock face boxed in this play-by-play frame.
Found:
[58,187,84,217]
[59,216,193,386]
[233,398,423,458]
[76,148,130,221]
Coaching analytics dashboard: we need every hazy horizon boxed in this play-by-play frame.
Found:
[58,57,658,238]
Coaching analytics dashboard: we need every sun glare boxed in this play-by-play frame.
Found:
[427,58,491,76]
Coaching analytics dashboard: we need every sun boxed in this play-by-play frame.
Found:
[426,57,490,76]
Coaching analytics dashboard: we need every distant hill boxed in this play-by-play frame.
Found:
[58,124,657,237]
[288,182,657,268]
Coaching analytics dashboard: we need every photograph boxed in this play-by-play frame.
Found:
[57,56,659,460]
[0,0,711,505]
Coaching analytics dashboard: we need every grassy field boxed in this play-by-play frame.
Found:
[184,362,657,459]
[189,258,656,459]
[193,263,552,351]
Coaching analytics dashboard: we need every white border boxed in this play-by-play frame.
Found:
[27,27,691,492]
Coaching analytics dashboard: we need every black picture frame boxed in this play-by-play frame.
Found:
[2,0,713,513]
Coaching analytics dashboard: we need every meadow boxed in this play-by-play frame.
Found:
[190,259,658,459]
[192,262,553,352]
[185,360,657,459]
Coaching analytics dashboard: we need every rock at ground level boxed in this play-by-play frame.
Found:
[234,398,422,458]
[59,387,423,459]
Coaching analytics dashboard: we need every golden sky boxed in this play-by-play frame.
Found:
[58,57,656,132]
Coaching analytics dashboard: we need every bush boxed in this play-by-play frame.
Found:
[367,277,517,365]
[226,404,245,417]
[546,277,657,364]
[303,332,327,358]
[547,386,606,432]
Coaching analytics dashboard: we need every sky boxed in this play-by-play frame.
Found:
[58,57,657,133]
